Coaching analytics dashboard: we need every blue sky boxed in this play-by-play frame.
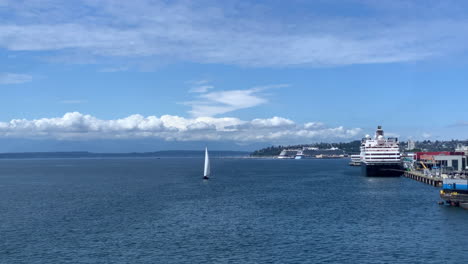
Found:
[1,0,468,151]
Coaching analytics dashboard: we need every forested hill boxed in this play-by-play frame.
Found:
[251,141,362,156]
[251,139,468,156]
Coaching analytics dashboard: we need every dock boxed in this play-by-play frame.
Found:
[403,170,443,187]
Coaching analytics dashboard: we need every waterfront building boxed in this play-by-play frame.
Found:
[434,155,467,172]
[416,151,467,172]
[406,140,415,151]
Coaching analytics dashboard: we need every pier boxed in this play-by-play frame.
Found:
[403,171,443,187]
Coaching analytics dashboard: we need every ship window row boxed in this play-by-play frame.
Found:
[365,158,401,160]
[366,153,399,155]
[363,145,396,148]
[366,153,400,156]
[365,156,400,158]
[365,161,400,163]
[364,148,399,150]
[364,151,400,152]
[364,147,399,149]
[365,157,401,159]
[364,151,399,154]
[365,158,400,160]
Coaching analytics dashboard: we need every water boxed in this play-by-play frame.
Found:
[0,158,466,263]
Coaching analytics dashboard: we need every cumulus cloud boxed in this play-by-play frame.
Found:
[0,73,33,85]
[304,122,325,129]
[0,0,467,67]
[0,112,362,143]
[422,133,432,139]
[250,117,295,128]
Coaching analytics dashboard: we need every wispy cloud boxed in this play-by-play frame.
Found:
[189,80,210,86]
[0,112,362,143]
[98,67,129,73]
[449,121,468,127]
[185,85,277,117]
[184,82,290,116]
[0,73,32,85]
[59,100,86,104]
[0,1,467,67]
[189,85,214,93]
[187,88,267,117]
[188,80,215,93]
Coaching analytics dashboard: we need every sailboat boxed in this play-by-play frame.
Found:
[203,147,210,180]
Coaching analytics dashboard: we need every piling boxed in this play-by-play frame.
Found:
[403,171,443,187]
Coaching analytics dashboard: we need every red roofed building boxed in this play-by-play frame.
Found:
[416,152,464,161]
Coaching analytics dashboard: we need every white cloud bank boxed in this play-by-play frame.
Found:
[0,0,467,67]
[0,112,362,143]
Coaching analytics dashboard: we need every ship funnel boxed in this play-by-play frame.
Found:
[376,125,384,137]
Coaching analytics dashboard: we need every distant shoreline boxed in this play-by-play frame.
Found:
[0,151,251,159]
[0,152,354,160]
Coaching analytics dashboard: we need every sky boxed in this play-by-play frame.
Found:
[1,0,468,152]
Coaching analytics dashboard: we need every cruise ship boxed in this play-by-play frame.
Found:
[360,126,402,177]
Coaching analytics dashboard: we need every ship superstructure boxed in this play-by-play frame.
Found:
[360,126,402,177]
[349,154,361,166]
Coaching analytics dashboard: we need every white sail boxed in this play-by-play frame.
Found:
[204,147,210,177]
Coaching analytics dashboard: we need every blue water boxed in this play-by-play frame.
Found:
[0,158,466,263]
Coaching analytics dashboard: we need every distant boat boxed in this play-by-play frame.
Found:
[203,147,210,180]
[349,154,361,166]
